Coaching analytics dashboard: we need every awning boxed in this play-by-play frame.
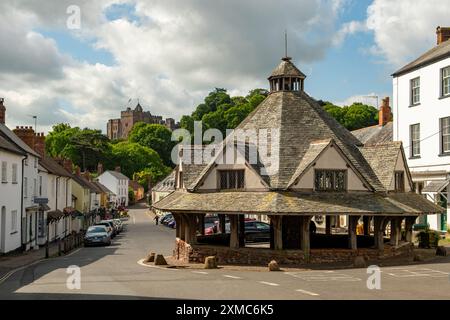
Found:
[153,191,445,216]
[422,179,450,193]
[47,210,64,222]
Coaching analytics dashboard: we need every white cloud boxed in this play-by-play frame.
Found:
[366,0,450,67]
[0,0,350,133]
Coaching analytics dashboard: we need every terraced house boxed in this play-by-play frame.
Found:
[154,55,443,266]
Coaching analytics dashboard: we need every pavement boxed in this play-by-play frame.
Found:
[1,202,450,300]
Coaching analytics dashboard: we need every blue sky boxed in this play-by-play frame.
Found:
[1,0,448,132]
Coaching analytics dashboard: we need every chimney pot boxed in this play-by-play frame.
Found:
[379,96,392,127]
[437,26,450,45]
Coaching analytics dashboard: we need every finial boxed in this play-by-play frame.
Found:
[283,30,291,61]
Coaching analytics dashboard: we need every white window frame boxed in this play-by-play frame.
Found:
[442,66,450,97]
[411,77,420,105]
[410,123,421,157]
[440,117,450,154]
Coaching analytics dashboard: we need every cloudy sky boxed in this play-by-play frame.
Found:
[1,0,449,133]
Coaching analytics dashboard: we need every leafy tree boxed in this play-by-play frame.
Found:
[323,102,379,131]
[128,123,176,167]
[134,167,172,192]
[109,142,170,180]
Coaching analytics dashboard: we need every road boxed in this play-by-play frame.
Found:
[1,203,450,300]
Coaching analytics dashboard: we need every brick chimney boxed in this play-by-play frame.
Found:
[115,166,121,173]
[437,26,450,45]
[82,171,91,181]
[75,166,81,176]
[379,97,393,127]
[0,98,5,125]
[34,132,46,156]
[97,163,104,175]
[63,159,73,173]
[13,126,35,150]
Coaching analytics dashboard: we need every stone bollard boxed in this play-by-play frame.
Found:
[154,254,168,266]
[268,260,280,271]
[436,246,447,256]
[145,252,156,263]
[204,256,218,269]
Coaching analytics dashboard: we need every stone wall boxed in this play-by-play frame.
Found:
[174,238,414,266]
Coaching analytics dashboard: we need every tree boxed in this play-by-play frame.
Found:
[323,102,379,131]
[109,142,170,180]
[128,123,176,167]
[46,124,111,171]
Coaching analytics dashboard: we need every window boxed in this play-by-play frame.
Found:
[441,117,450,154]
[24,177,28,198]
[410,123,420,157]
[1,161,7,183]
[11,210,18,232]
[442,66,450,97]
[314,170,346,191]
[411,77,420,105]
[219,170,245,190]
[12,164,18,184]
[394,171,405,192]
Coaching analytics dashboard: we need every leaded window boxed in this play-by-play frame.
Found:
[394,171,405,192]
[219,170,245,190]
[314,170,346,191]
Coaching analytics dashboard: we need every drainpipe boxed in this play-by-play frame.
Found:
[20,155,27,251]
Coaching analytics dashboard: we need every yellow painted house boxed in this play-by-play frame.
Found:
[71,174,92,213]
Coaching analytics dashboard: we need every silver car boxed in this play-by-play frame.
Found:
[84,225,112,246]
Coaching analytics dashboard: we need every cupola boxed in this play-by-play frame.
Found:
[268,57,306,93]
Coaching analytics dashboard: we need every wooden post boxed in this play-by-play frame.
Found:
[173,213,181,238]
[189,215,198,245]
[325,216,332,235]
[373,216,386,250]
[199,214,205,236]
[405,216,417,243]
[390,217,401,246]
[219,214,226,234]
[229,215,239,249]
[239,214,245,247]
[348,216,359,250]
[270,216,283,250]
[363,216,370,235]
[301,216,312,262]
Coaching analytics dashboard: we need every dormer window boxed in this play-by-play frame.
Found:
[314,170,346,191]
[219,170,245,190]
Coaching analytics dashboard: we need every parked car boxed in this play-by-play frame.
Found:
[95,221,116,238]
[113,219,123,232]
[84,225,112,246]
[244,221,270,242]
[167,219,176,229]
[161,213,173,225]
[224,220,270,242]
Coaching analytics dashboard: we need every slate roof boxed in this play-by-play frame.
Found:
[422,180,450,193]
[103,170,130,181]
[351,122,393,145]
[0,135,26,155]
[392,39,450,77]
[39,157,72,178]
[153,170,176,192]
[233,90,383,191]
[153,191,444,215]
[359,142,404,189]
[72,174,97,192]
[0,123,40,158]
[269,57,306,79]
